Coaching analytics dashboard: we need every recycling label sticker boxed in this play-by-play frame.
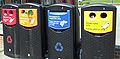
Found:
[84,11,113,34]
[2,9,17,25]
[7,35,12,44]
[48,10,70,30]
[19,9,38,27]
[55,42,64,52]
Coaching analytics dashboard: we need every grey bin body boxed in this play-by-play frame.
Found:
[81,4,116,59]
[46,4,80,59]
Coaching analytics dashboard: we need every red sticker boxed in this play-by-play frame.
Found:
[7,36,13,44]
[2,9,16,25]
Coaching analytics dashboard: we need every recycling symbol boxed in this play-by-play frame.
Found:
[55,42,64,52]
[7,35,12,44]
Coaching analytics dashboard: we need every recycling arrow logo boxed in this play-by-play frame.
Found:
[55,42,64,52]
[7,35,12,44]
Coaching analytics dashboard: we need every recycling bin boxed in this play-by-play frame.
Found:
[81,4,116,59]
[18,3,45,59]
[46,4,80,59]
[2,4,20,58]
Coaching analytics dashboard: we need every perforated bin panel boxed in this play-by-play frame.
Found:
[115,47,120,59]
[48,28,74,59]
[81,31,115,59]
[19,26,42,59]
[3,24,20,58]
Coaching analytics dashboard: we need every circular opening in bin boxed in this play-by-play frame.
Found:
[9,10,13,14]
[9,10,13,16]
[89,13,96,18]
[21,10,25,14]
[28,10,33,15]
[4,10,7,13]
[101,13,107,18]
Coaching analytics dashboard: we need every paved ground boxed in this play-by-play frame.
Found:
[0,52,19,59]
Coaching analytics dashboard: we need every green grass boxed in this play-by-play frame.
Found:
[85,0,120,3]
[113,0,120,3]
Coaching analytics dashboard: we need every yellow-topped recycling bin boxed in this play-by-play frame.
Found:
[81,3,116,59]
[18,3,46,59]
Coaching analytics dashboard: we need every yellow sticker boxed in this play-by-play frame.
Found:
[19,9,38,27]
[84,11,113,34]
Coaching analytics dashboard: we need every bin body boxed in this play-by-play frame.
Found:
[2,4,20,58]
[18,3,44,59]
[46,4,80,59]
[81,4,116,59]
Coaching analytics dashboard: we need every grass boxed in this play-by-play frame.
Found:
[85,0,120,3]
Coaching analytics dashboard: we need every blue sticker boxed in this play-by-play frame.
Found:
[48,10,70,30]
[55,42,64,52]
